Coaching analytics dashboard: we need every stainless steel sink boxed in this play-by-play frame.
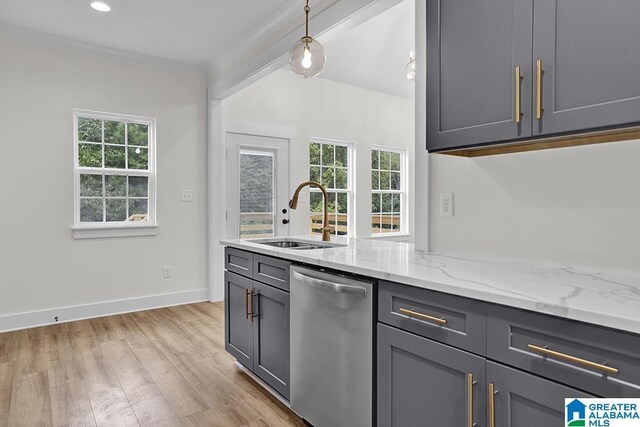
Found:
[249,238,346,250]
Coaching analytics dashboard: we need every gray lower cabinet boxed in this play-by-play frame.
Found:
[426,0,533,151]
[224,269,290,400]
[253,281,290,399]
[225,271,254,367]
[487,361,594,427]
[533,0,640,136]
[377,323,486,427]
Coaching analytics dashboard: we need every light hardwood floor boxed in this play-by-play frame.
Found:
[0,302,305,426]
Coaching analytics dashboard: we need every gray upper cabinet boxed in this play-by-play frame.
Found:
[253,281,290,399]
[377,323,486,427]
[533,0,640,136]
[427,0,533,151]
[487,362,594,427]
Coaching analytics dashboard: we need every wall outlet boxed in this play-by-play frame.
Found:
[181,190,193,202]
[163,266,172,278]
[440,193,454,217]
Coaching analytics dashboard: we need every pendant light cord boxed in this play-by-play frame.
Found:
[304,0,310,39]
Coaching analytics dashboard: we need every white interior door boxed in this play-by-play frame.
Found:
[226,132,290,239]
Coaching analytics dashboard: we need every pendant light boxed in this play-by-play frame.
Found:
[289,0,326,78]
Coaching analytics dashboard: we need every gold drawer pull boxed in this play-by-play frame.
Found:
[398,308,447,326]
[536,59,544,119]
[527,344,619,375]
[245,288,251,320]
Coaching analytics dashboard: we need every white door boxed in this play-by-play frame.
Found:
[225,132,290,239]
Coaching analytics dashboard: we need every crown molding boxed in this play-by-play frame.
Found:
[0,22,207,77]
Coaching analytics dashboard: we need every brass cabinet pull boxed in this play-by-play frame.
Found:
[467,373,474,427]
[398,307,447,326]
[488,383,496,427]
[536,59,544,119]
[245,288,251,320]
[515,65,523,123]
[250,290,255,322]
[527,344,619,375]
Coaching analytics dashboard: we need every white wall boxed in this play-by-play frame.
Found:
[0,37,208,323]
[428,140,640,272]
[221,69,415,240]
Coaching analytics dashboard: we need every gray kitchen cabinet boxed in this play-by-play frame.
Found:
[377,323,486,427]
[533,0,640,136]
[486,361,594,427]
[253,281,290,399]
[426,0,533,151]
[224,249,290,400]
[225,271,254,368]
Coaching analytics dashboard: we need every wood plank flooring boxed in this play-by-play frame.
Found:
[0,302,305,427]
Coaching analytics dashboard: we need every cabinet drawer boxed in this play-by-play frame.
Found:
[253,254,290,292]
[378,281,487,355]
[487,304,640,397]
[225,247,253,278]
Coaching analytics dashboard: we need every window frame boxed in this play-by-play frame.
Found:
[308,138,355,237]
[370,145,409,237]
[72,109,157,239]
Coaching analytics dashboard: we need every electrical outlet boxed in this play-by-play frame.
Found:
[163,266,172,278]
[440,193,454,217]
[181,190,193,202]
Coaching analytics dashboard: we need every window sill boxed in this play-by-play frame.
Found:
[367,232,410,240]
[72,224,158,239]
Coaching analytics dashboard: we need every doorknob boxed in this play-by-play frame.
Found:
[282,219,290,225]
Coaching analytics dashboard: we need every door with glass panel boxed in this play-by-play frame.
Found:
[226,132,290,239]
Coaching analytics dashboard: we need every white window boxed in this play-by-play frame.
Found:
[371,147,407,235]
[73,110,156,238]
[309,140,354,236]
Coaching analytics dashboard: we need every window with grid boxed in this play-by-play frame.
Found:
[309,141,352,236]
[371,148,406,235]
[74,110,155,228]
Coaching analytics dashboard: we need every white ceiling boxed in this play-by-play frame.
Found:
[317,0,415,99]
[0,0,313,74]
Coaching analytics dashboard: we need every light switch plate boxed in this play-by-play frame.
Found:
[181,190,193,202]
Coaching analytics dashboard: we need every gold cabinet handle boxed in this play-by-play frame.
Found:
[250,290,255,323]
[488,383,496,427]
[536,59,544,119]
[527,344,619,375]
[398,307,447,326]
[245,288,251,320]
[515,65,523,123]
[467,373,474,427]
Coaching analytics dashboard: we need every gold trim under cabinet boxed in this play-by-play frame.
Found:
[438,127,640,157]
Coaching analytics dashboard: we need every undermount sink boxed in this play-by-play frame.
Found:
[249,238,346,250]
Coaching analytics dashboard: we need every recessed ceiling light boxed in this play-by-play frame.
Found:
[90,1,112,12]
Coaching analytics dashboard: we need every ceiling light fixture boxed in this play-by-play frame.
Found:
[406,51,416,81]
[289,0,326,78]
[90,1,112,13]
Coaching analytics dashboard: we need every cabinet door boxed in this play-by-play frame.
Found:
[487,361,594,427]
[253,281,290,399]
[533,0,640,136]
[224,271,254,368]
[377,324,486,427]
[427,0,533,151]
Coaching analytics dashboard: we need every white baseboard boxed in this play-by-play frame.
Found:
[0,288,209,333]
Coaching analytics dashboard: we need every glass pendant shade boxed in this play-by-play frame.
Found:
[289,37,326,78]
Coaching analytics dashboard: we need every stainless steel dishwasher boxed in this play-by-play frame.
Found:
[290,265,373,427]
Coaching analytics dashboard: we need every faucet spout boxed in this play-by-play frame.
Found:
[289,181,334,242]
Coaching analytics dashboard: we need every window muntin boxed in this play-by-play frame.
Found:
[371,148,406,235]
[74,110,155,227]
[309,141,353,236]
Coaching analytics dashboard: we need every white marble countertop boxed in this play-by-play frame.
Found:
[220,235,640,335]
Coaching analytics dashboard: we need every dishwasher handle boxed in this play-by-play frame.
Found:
[293,271,368,296]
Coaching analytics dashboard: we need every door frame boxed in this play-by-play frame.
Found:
[225,126,291,240]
